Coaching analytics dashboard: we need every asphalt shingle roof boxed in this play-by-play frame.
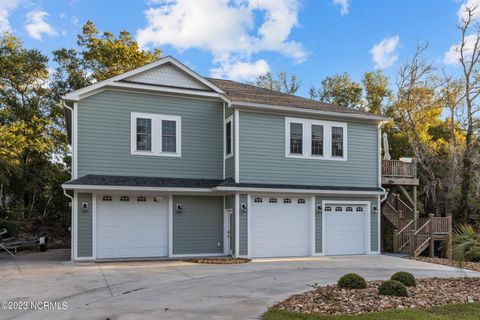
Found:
[206,77,377,117]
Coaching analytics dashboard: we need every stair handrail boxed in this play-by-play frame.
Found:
[398,219,414,235]
[397,219,414,251]
[414,220,431,236]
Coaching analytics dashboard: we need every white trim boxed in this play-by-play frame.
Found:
[73,190,78,260]
[321,200,371,255]
[92,193,97,259]
[247,194,251,258]
[168,194,173,257]
[223,196,228,255]
[234,109,240,183]
[222,104,226,180]
[225,115,233,159]
[235,193,240,257]
[131,112,181,157]
[213,186,384,195]
[233,101,391,122]
[73,102,78,179]
[63,56,226,101]
[62,184,213,192]
[374,195,381,255]
[170,253,226,258]
[285,117,348,161]
[310,196,316,256]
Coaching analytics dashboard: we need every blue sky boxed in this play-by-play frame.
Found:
[0,0,470,97]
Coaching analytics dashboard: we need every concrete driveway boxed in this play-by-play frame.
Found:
[1,250,479,320]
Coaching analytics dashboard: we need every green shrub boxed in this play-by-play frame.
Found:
[337,273,367,289]
[391,271,416,287]
[378,280,408,297]
[453,224,480,262]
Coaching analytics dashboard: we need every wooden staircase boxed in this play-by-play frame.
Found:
[382,191,452,257]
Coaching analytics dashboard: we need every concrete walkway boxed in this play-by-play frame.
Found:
[1,250,479,320]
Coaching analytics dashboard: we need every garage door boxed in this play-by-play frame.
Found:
[324,204,367,255]
[96,195,168,259]
[251,197,310,258]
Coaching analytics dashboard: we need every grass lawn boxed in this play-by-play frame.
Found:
[263,302,480,320]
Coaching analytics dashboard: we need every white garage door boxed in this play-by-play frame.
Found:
[251,197,310,258]
[324,204,367,255]
[96,195,168,259]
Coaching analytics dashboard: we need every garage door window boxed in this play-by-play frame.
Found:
[269,198,277,203]
[283,198,292,204]
[120,196,130,202]
[325,206,332,211]
[346,206,353,212]
[137,196,147,202]
[356,207,364,212]
[297,198,306,204]
[254,197,263,203]
[102,195,112,202]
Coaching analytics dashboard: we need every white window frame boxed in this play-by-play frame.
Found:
[131,112,181,157]
[285,117,347,161]
[225,115,233,159]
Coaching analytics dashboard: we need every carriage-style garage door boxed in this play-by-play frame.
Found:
[324,203,367,255]
[250,196,310,258]
[96,195,168,259]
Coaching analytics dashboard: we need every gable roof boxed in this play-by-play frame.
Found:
[63,56,226,101]
[206,78,377,117]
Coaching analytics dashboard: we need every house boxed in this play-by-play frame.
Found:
[61,56,390,261]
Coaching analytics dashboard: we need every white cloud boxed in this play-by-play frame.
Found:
[333,0,349,16]
[210,59,270,81]
[444,33,478,65]
[0,0,21,32]
[458,0,480,22]
[25,10,57,41]
[136,0,306,81]
[370,36,400,70]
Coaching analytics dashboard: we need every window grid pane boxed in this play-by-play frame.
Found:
[311,124,324,156]
[290,123,303,154]
[332,126,344,157]
[226,121,232,155]
[136,118,152,151]
[162,120,176,152]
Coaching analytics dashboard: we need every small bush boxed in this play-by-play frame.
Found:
[391,271,416,287]
[378,280,408,297]
[337,273,367,289]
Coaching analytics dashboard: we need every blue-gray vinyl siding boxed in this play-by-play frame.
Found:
[225,105,235,179]
[172,196,224,255]
[77,193,92,257]
[315,196,379,253]
[239,111,379,187]
[239,194,248,256]
[77,90,223,179]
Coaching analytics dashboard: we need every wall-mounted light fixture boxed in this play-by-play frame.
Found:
[372,205,378,213]
[316,204,322,213]
[241,203,247,213]
[81,202,89,213]
[176,204,182,214]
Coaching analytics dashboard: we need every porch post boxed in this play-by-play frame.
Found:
[429,213,435,258]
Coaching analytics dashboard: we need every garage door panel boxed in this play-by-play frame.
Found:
[96,197,168,259]
[324,205,366,255]
[251,198,310,258]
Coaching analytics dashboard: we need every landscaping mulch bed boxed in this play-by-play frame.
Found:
[184,257,251,264]
[272,277,480,316]
[410,256,480,272]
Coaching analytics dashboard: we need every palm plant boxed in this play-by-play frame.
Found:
[452,224,480,262]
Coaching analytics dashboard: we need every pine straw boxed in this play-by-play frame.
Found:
[410,256,480,272]
[272,277,480,316]
[184,257,251,264]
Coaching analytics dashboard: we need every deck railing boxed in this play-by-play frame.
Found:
[382,160,417,178]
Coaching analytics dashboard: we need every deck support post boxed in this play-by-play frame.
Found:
[429,213,435,258]
[393,228,398,253]
[446,213,453,260]
[409,229,415,257]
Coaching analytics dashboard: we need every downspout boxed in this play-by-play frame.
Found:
[378,121,388,202]
[62,101,75,261]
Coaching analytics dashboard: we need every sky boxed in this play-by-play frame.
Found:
[0,0,475,97]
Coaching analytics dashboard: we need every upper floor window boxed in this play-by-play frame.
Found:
[225,116,233,157]
[131,112,181,157]
[285,117,347,161]
[289,122,303,154]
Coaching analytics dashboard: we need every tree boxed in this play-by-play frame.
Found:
[456,6,480,223]
[362,70,392,114]
[310,73,363,109]
[252,71,300,95]
[52,20,162,98]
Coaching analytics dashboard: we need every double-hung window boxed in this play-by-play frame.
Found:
[225,116,233,157]
[131,112,181,157]
[285,117,347,160]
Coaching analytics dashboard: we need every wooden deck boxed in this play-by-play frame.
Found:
[382,160,419,186]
